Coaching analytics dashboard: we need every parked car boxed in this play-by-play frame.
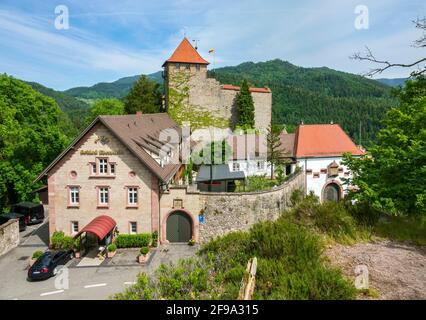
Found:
[0,212,27,232]
[27,250,74,281]
[10,202,45,225]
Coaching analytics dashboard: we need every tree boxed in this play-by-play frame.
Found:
[85,98,124,125]
[0,75,68,209]
[352,18,426,77]
[267,124,284,179]
[124,75,162,114]
[343,76,426,216]
[235,80,255,130]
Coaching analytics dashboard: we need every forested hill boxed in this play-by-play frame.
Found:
[210,59,398,145]
[64,71,163,100]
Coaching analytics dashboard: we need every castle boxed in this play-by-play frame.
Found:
[162,38,272,131]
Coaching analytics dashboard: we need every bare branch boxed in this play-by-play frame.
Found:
[351,18,426,77]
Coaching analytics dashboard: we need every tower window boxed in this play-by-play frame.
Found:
[185,64,190,70]
[196,64,200,71]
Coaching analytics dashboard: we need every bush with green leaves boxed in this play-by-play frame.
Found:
[51,231,74,250]
[115,233,151,248]
[151,231,158,247]
[32,250,44,260]
[115,208,356,300]
[140,246,149,256]
[200,217,356,299]
[113,273,153,300]
[107,243,117,252]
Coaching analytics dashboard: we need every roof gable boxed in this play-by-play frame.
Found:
[295,124,364,158]
[34,114,181,183]
[164,38,209,66]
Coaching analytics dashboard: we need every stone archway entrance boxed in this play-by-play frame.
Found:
[166,210,193,243]
[323,182,341,202]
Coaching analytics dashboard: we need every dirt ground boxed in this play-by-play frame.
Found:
[325,240,426,300]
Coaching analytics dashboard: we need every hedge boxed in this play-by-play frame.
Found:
[51,231,74,250]
[115,233,151,248]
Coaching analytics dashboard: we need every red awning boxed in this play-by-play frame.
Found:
[74,215,116,240]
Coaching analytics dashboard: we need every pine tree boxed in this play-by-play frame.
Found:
[236,80,255,130]
[267,124,284,179]
[124,75,162,114]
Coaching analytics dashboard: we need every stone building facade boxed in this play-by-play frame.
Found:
[35,113,305,248]
[163,38,272,131]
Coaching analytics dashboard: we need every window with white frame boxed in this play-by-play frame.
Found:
[127,187,138,205]
[257,161,264,170]
[99,187,109,205]
[71,221,79,234]
[91,163,97,174]
[232,162,240,172]
[69,186,79,205]
[130,222,137,234]
[110,163,115,175]
[99,159,108,174]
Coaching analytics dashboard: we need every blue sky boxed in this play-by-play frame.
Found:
[0,0,424,90]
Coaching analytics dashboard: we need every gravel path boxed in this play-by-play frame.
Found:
[325,240,426,300]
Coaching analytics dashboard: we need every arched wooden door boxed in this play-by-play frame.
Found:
[323,183,341,202]
[166,211,192,242]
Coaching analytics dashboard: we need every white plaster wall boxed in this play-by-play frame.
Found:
[297,157,352,201]
[228,159,271,177]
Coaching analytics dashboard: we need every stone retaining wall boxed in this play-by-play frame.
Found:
[161,172,305,244]
[198,172,305,243]
[0,219,19,257]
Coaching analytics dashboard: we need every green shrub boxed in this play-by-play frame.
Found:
[73,238,81,251]
[140,246,149,255]
[200,216,356,300]
[115,233,151,248]
[286,196,368,243]
[152,231,158,247]
[374,215,426,246]
[51,231,74,250]
[107,243,117,252]
[32,250,44,260]
[155,259,212,300]
[290,188,304,206]
[112,273,153,300]
[188,239,195,246]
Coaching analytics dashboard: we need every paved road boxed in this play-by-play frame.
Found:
[0,219,197,300]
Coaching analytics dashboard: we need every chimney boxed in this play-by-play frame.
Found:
[136,111,143,116]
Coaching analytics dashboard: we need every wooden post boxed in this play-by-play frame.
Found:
[238,257,257,300]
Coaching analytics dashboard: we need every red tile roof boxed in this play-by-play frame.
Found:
[164,38,209,66]
[34,113,181,183]
[222,84,271,93]
[294,124,365,158]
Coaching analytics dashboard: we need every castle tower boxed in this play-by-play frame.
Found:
[163,38,210,111]
[163,38,272,131]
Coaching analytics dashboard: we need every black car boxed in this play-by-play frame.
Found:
[0,212,27,232]
[27,250,74,281]
[10,202,45,225]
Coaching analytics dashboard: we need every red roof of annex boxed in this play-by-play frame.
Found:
[294,124,365,158]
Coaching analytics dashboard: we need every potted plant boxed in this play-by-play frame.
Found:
[188,239,196,246]
[107,243,117,258]
[73,239,81,259]
[138,246,150,264]
[30,250,44,266]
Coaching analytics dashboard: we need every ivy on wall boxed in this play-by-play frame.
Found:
[167,70,230,130]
